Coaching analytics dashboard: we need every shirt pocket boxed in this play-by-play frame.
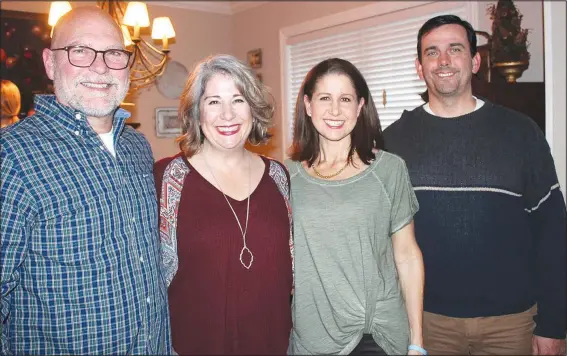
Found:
[32,193,112,264]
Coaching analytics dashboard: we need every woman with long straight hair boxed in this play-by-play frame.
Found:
[286,58,425,356]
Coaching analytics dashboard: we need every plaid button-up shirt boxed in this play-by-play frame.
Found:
[1,95,172,355]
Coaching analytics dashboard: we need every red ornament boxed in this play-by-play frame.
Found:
[31,25,42,36]
[24,50,33,59]
[5,56,17,68]
[0,48,6,62]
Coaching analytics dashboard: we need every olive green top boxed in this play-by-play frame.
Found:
[286,150,419,355]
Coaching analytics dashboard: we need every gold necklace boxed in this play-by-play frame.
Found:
[203,153,254,269]
[312,160,349,179]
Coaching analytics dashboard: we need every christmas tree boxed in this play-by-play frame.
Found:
[487,0,531,63]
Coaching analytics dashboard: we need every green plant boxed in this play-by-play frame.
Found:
[487,0,531,63]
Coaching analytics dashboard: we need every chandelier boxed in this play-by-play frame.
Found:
[48,1,176,95]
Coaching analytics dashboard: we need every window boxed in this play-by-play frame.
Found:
[282,2,477,146]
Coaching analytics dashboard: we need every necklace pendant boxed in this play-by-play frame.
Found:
[240,246,254,269]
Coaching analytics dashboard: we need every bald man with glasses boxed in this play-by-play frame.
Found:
[0,7,172,355]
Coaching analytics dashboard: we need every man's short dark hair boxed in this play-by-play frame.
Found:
[416,14,477,63]
[417,15,478,102]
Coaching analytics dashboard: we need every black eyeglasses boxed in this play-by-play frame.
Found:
[50,45,133,70]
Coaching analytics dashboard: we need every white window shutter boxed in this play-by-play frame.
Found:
[286,5,470,139]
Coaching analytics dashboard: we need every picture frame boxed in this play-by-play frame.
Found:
[247,48,262,69]
[155,107,182,138]
[0,10,53,118]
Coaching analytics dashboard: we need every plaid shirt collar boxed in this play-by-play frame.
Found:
[34,94,131,135]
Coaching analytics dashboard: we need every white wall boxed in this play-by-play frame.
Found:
[544,1,566,201]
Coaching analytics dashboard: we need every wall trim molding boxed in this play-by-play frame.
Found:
[152,1,267,15]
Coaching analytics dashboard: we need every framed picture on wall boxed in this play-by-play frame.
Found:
[0,9,54,118]
[247,48,262,69]
[155,107,182,138]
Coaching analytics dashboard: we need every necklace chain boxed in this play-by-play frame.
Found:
[312,160,349,179]
[203,153,253,269]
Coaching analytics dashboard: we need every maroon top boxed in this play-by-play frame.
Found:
[154,154,292,355]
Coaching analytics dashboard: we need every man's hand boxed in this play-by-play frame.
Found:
[532,335,566,355]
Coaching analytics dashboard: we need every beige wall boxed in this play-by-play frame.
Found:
[131,3,233,160]
[232,1,373,160]
[1,1,234,161]
[2,1,545,162]
[232,1,545,161]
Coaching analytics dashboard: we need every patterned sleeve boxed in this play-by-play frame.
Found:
[268,159,294,292]
[388,156,419,235]
[156,156,190,288]
[0,142,37,355]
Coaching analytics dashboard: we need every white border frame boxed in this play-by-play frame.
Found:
[543,1,566,201]
[278,1,478,160]
[155,107,182,138]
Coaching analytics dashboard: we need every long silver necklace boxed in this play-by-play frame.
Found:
[203,153,253,269]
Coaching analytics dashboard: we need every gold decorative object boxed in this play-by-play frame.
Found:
[487,0,531,82]
[492,60,529,83]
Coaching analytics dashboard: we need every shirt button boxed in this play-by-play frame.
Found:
[146,297,151,304]
[74,130,80,136]
[140,256,144,263]
[75,113,81,119]
[131,217,136,222]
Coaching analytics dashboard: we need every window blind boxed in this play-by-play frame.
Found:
[285,4,470,140]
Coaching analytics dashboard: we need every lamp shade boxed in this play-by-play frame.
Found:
[151,17,175,39]
[121,25,133,46]
[123,2,150,27]
[48,1,72,26]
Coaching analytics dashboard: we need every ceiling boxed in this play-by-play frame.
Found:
[154,1,268,15]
